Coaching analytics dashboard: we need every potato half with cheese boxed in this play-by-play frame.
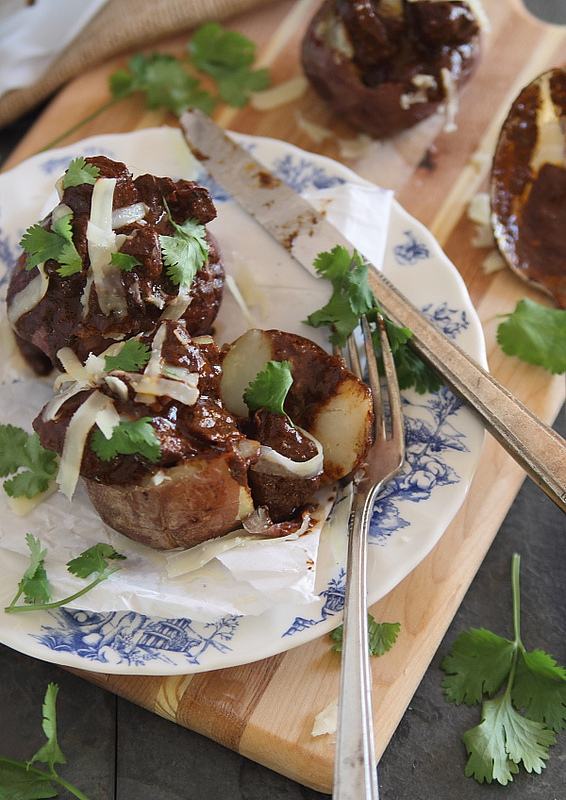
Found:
[8,156,224,375]
[33,321,259,550]
[221,329,374,519]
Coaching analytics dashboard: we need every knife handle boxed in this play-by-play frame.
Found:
[369,272,566,512]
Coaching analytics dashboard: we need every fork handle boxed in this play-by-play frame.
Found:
[333,486,380,800]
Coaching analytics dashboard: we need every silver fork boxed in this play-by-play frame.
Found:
[333,314,406,800]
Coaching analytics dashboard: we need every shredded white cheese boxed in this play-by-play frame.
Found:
[294,111,333,144]
[253,428,324,479]
[440,68,459,134]
[251,76,308,110]
[311,700,338,737]
[87,178,127,318]
[7,264,49,327]
[144,323,167,378]
[161,284,192,321]
[128,375,199,406]
[111,202,148,229]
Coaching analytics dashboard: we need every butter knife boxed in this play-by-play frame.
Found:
[180,110,566,512]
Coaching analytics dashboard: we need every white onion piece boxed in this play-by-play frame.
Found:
[104,375,129,402]
[111,202,148,229]
[252,427,324,479]
[7,264,49,326]
[87,178,127,317]
[57,390,115,499]
[42,381,89,422]
[144,322,167,377]
[161,365,199,386]
[51,203,72,223]
[160,284,192,321]
[125,374,199,406]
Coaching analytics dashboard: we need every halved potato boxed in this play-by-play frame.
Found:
[221,329,374,482]
[85,453,256,550]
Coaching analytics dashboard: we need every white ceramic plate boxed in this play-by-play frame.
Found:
[0,128,486,674]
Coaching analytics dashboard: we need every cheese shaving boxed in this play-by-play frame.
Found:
[57,390,116,499]
[144,322,167,378]
[294,111,333,144]
[104,375,129,402]
[7,264,49,326]
[162,366,200,386]
[87,177,127,317]
[253,428,324,479]
[111,202,148,229]
[250,76,308,110]
[338,134,373,160]
[43,381,89,422]
[94,403,121,439]
[161,284,192,321]
[51,203,72,223]
[482,250,506,274]
[126,374,199,406]
[311,700,338,737]
[225,274,256,327]
[6,480,58,516]
[440,68,459,134]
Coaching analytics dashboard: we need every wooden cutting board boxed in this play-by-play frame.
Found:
[4,0,565,792]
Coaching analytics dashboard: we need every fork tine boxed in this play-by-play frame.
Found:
[361,315,385,440]
[347,335,363,380]
[377,314,404,453]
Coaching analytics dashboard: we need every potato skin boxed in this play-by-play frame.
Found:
[301,0,481,139]
[85,454,255,550]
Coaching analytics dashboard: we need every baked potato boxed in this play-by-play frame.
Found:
[8,155,225,374]
[301,0,482,139]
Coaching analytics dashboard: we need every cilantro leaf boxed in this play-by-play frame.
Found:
[91,418,161,462]
[67,543,126,579]
[512,649,566,732]
[62,157,100,189]
[28,684,66,772]
[497,298,566,374]
[243,360,293,416]
[109,53,215,115]
[19,213,82,277]
[0,425,58,499]
[110,252,141,272]
[463,694,555,785]
[330,614,400,657]
[104,340,150,373]
[160,214,209,288]
[13,534,51,607]
[217,67,269,107]
[441,628,515,705]
[0,759,57,799]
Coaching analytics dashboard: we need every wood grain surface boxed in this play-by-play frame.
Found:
[4,0,565,792]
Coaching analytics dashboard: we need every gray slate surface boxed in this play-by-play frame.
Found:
[0,1,564,797]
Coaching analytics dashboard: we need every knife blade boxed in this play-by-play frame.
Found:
[180,109,566,512]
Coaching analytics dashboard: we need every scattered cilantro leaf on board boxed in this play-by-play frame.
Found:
[104,340,150,373]
[441,553,566,785]
[243,360,293,416]
[110,252,141,272]
[67,543,127,579]
[0,683,92,799]
[62,157,100,189]
[9,534,51,608]
[306,246,441,393]
[91,418,161,463]
[496,299,566,374]
[0,425,58,499]
[160,205,209,288]
[330,614,400,657]
[19,213,82,277]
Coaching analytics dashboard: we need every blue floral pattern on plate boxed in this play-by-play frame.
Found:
[394,230,430,265]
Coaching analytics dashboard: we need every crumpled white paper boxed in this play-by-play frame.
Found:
[0,0,109,98]
[0,128,391,622]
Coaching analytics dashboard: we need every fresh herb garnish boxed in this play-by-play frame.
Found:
[160,203,209,288]
[188,22,269,106]
[62,156,100,189]
[110,252,141,272]
[20,213,82,277]
[90,418,161,462]
[330,614,400,657]
[104,340,150,373]
[243,360,294,416]
[497,298,566,375]
[5,540,126,615]
[306,246,441,394]
[0,683,92,799]
[0,425,58,499]
[441,553,565,785]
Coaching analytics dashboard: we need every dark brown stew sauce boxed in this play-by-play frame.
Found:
[7,156,224,372]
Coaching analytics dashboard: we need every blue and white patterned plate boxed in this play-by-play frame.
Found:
[0,129,486,674]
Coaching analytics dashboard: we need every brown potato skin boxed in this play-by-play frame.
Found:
[85,455,254,550]
[301,0,481,139]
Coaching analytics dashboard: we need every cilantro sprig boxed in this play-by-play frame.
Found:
[330,614,400,657]
[19,212,82,277]
[40,24,270,153]
[243,360,294,416]
[0,425,58,499]
[62,156,100,189]
[497,298,566,375]
[306,246,441,394]
[91,418,161,463]
[441,553,565,785]
[110,252,141,272]
[160,201,209,288]
[0,683,92,799]
[5,539,126,615]
[104,339,150,373]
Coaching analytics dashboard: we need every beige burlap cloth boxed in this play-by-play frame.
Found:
[0,0,276,128]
